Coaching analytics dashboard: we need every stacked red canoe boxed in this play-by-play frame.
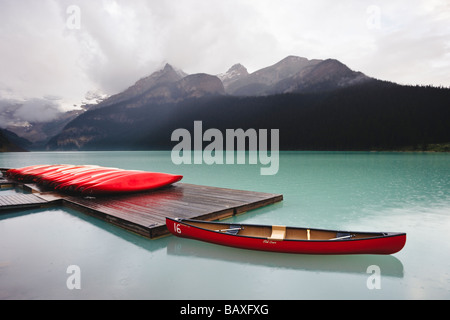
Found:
[6,164,183,195]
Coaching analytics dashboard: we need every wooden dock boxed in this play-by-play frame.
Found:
[0,175,283,239]
[0,193,54,210]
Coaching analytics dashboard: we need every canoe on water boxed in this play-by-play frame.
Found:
[6,165,183,195]
[166,217,406,255]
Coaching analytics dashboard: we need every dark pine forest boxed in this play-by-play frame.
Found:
[47,80,450,151]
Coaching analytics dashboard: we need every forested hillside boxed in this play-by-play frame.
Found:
[47,80,450,151]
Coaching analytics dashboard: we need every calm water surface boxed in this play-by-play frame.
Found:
[0,151,449,299]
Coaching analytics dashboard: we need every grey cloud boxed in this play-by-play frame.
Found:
[14,98,62,123]
[0,98,63,127]
[0,0,448,125]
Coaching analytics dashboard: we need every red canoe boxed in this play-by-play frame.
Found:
[42,167,104,187]
[73,171,142,190]
[47,167,117,186]
[62,171,134,191]
[56,169,123,190]
[7,165,68,181]
[6,165,183,195]
[81,171,183,195]
[166,218,406,255]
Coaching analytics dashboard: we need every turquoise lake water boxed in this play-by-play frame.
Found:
[0,151,449,299]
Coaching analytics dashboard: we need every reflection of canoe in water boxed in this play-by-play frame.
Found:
[6,165,183,195]
[166,237,405,277]
[166,218,406,255]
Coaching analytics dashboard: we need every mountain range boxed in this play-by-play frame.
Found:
[219,56,369,96]
[87,55,370,109]
[2,55,449,151]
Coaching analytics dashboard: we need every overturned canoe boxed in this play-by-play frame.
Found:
[80,171,183,195]
[166,218,406,255]
[6,165,183,195]
[6,165,69,181]
[56,169,127,191]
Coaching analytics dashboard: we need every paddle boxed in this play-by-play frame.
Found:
[329,234,355,241]
[218,227,242,232]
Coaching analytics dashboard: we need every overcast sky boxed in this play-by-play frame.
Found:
[0,0,449,123]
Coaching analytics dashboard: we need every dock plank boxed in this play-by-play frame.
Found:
[0,194,52,211]
[0,178,283,239]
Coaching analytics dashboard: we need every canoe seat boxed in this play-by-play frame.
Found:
[268,225,286,241]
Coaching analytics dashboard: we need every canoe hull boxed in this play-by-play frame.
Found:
[166,218,406,255]
[81,172,183,195]
[6,165,183,195]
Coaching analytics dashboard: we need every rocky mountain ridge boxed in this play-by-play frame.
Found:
[219,56,370,95]
[9,54,445,152]
[89,63,225,110]
[91,55,370,109]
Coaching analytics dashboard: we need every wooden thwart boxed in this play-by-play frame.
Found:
[0,177,283,239]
